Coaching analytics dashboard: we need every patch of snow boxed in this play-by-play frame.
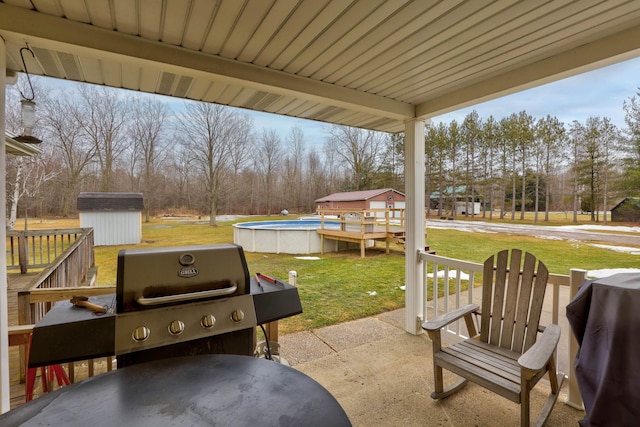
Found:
[537,235,564,240]
[399,285,406,291]
[588,244,640,255]
[294,256,321,260]
[427,270,470,281]
[367,291,377,296]
[562,224,640,233]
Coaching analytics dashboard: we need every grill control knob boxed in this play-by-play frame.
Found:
[132,326,150,342]
[201,314,216,329]
[231,309,245,323]
[168,320,185,336]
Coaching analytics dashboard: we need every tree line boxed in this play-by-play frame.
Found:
[424,104,639,224]
[4,77,640,228]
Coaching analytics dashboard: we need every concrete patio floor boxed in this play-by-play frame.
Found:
[278,308,585,427]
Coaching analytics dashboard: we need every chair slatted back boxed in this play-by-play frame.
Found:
[479,249,549,354]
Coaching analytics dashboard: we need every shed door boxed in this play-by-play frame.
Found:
[369,201,386,218]
[393,201,405,218]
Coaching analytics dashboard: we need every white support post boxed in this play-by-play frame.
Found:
[0,37,10,413]
[404,118,426,335]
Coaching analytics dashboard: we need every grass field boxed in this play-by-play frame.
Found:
[17,214,640,334]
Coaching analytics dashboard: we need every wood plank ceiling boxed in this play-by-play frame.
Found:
[1,0,640,133]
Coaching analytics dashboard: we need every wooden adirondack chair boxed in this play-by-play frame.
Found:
[422,249,564,427]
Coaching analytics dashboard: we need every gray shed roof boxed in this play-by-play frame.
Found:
[77,192,143,211]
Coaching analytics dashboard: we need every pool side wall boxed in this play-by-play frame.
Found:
[234,226,342,254]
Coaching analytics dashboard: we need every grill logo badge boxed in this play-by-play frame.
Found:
[178,253,198,278]
[178,266,199,278]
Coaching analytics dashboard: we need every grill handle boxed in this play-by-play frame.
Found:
[136,283,238,306]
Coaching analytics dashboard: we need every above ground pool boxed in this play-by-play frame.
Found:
[233,219,345,254]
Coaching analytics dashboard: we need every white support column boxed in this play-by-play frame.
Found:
[0,37,10,413]
[404,118,426,335]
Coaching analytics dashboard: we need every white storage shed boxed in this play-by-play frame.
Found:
[77,192,143,246]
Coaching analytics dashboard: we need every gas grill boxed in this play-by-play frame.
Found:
[28,243,302,368]
[115,244,258,367]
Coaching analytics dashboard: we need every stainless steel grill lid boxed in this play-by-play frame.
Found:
[116,243,250,313]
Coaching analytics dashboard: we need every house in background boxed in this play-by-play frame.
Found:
[77,192,143,246]
[315,188,405,217]
[611,197,640,222]
[429,185,482,215]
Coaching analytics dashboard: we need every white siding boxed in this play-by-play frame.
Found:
[80,211,142,246]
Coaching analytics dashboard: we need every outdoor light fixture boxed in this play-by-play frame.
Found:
[15,46,42,144]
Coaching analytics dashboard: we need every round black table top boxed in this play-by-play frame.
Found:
[1,354,351,427]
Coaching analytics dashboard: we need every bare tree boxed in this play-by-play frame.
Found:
[166,143,195,210]
[282,126,306,212]
[41,93,95,216]
[77,85,130,192]
[129,97,169,221]
[325,125,385,190]
[7,155,58,229]
[221,114,254,214]
[322,137,346,193]
[176,102,248,225]
[255,128,283,215]
[303,148,328,212]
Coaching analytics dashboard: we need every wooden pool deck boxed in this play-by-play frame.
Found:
[316,226,406,257]
[315,209,408,257]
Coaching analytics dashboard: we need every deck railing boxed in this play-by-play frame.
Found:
[6,228,91,274]
[418,250,586,410]
[316,208,407,231]
[16,228,96,326]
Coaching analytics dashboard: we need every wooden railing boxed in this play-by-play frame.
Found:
[17,228,97,326]
[418,250,586,410]
[316,208,407,231]
[7,228,91,274]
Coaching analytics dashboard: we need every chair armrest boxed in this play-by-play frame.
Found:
[422,303,479,332]
[518,324,561,372]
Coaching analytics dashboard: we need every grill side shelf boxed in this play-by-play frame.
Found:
[251,278,302,324]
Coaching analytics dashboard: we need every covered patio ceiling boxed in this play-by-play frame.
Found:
[2,0,640,132]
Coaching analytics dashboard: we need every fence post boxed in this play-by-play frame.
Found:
[566,268,587,410]
[17,231,27,274]
[17,291,32,382]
